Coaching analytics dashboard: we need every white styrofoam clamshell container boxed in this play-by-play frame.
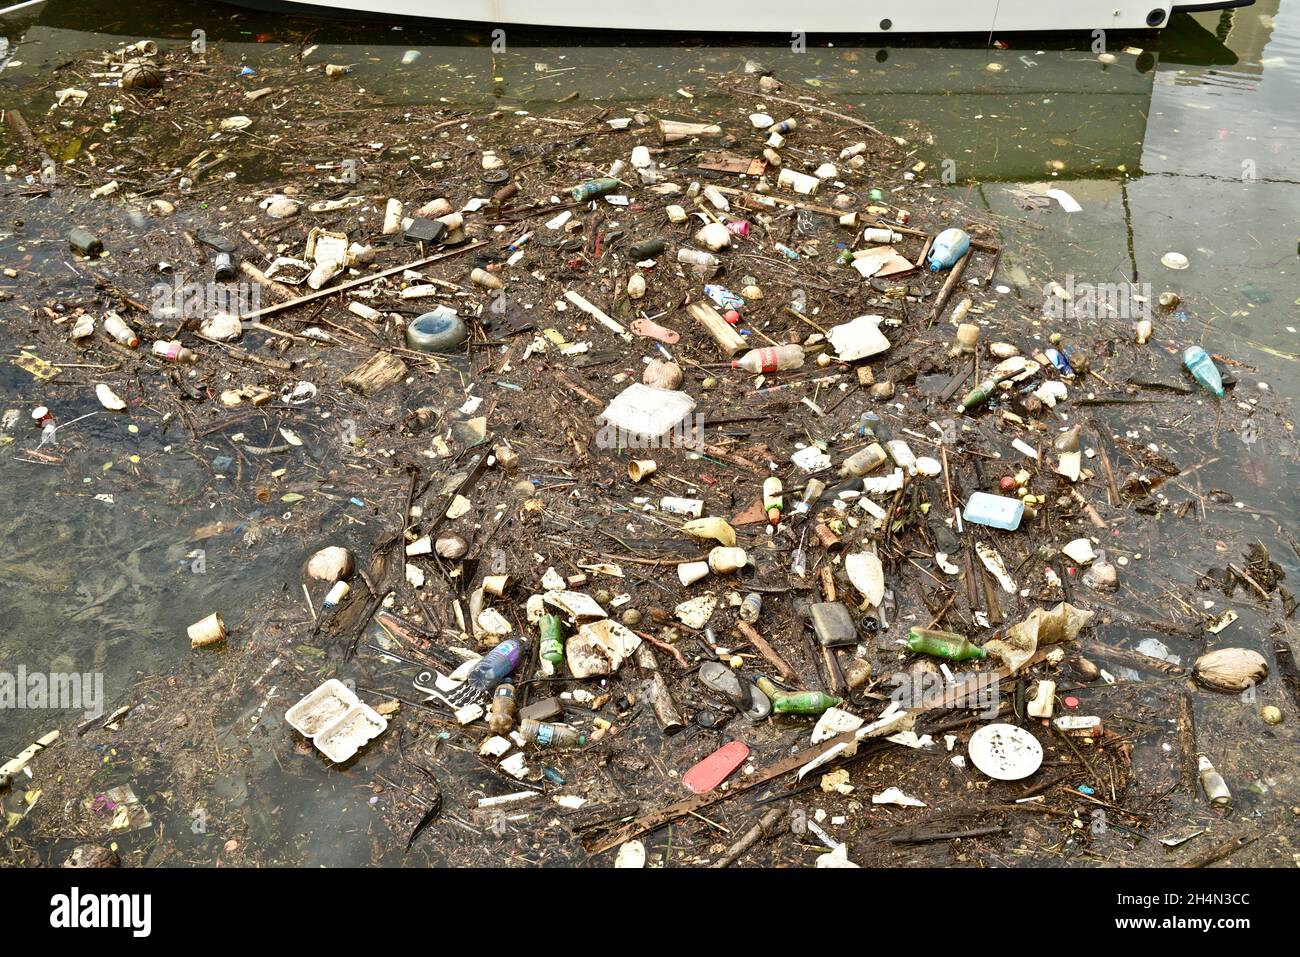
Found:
[285,678,388,763]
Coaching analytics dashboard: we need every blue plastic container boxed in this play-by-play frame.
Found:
[962,492,1025,531]
[927,228,971,271]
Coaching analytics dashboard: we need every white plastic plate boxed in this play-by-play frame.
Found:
[968,722,1043,781]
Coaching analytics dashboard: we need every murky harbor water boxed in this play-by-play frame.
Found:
[0,0,1296,866]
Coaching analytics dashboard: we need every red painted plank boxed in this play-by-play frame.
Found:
[682,740,750,794]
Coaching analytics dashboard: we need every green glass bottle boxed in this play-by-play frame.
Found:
[539,614,566,665]
[906,627,987,661]
[958,374,1004,412]
[771,691,843,715]
[569,177,620,202]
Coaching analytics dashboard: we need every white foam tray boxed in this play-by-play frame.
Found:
[285,678,388,763]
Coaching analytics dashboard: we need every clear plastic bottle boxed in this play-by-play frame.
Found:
[677,248,720,270]
[731,344,805,374]
[488,684,517,734]
[462,637,526,697]
[791,529,808,578]
[103,311,139,349]
[520,719,586,749]
[1183,346,1224,397]
[856,410,882,439]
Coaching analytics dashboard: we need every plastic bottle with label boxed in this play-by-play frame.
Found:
[762,476,784,524]
[462,637,526,698]
[520,719,586,749]
[569,177,620,202]
[488,684,517,734]
[958,374,1005,412]
[731,344,805,374]
[838,442,888,478]
[151,340,196,363]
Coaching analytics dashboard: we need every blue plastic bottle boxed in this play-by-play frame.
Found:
[927,228,971,271]
[1183,346,1224,397]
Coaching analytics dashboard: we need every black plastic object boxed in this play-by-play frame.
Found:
[810,602,858,647]
[405,218,448,244]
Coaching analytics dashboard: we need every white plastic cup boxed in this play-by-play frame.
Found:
[188,612,226,649]
[677,561,711,586]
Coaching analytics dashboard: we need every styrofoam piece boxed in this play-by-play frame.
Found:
[285,678,388,763]
[596,383,696,448]
[826,315,890,362]
[962,491,1025,531]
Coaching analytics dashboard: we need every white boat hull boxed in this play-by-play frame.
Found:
[222,0,1250,34]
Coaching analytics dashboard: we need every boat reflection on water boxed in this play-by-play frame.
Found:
[2,0,1252,180]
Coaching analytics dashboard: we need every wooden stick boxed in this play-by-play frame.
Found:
[564,289,632,341]
[735,620,799,684]
[1227,563,1272,602]
[1,730,59,778]
[240,241,485,320]
[687,301,747,356]
[1081,639,1185,676]
[726,88,885,137]
[711,807,784,867]
[929,249,971,323]
[1177,691,1198,793]
[1070,488,1108,528]
[1180,831,1259,868]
